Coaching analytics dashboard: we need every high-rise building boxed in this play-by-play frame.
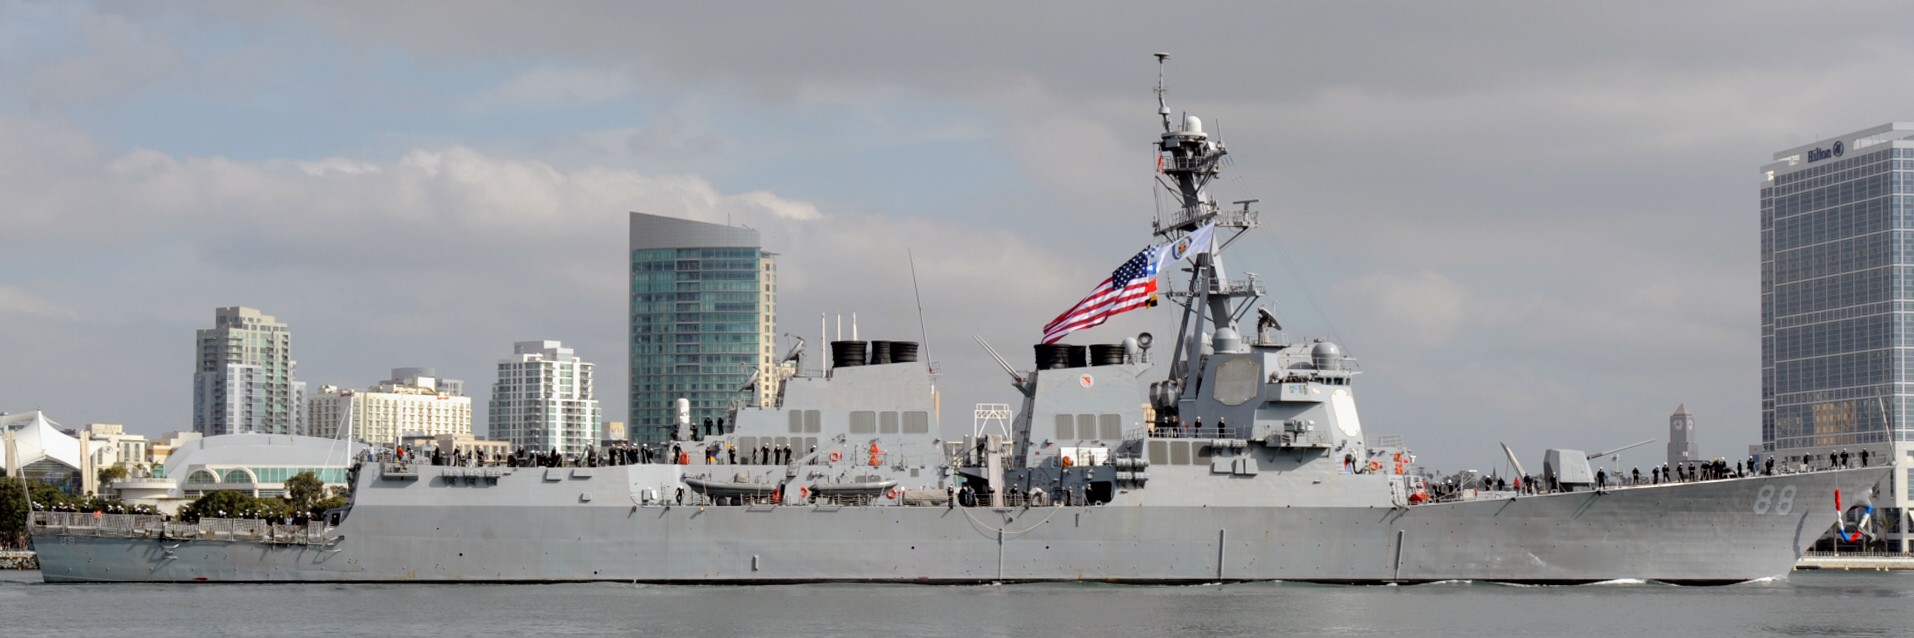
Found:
[1761,123,1914,552]
[309,368,473,446]
[1666,404,1697,467]
[628,212,778,445]
[600,421,627,444]
[392,366,463,397]
[193,307,306,436]
[488,340,601,455]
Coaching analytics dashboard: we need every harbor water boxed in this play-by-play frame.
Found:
[4,569,1910,637]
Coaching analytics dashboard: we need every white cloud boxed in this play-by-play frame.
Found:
[0,116,1083,442]
[296,158,381,176]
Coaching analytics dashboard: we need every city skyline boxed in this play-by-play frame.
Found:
[14,3,1914,471]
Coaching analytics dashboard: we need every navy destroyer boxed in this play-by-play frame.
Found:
[30,56,1889,584]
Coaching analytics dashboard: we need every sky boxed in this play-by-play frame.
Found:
[5,1,1912,474]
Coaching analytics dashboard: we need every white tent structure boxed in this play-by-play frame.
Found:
[1,411,108,495]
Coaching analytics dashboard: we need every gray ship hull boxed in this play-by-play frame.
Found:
[32,465,1886,585]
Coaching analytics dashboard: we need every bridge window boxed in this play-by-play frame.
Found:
[903,411,930,434]
[849,411,876,434]
[1055,414,1074,440]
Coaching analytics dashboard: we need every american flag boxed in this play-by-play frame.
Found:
[1041,246,1159,344]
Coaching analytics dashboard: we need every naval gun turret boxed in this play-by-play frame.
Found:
[1540,439,1655,491]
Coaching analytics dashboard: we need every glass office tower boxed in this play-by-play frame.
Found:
[1761,122,1914,551]
[629,212,777,445]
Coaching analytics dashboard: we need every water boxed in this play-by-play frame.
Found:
[4,570,1910,637]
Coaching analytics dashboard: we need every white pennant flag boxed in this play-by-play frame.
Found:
[1153,221,1215,269]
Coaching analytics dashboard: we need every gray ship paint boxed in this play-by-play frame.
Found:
[28,56,1894,585]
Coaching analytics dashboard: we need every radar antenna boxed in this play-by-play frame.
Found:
[779,334,806,365]
[1147,53,1263,417]
[1154,52,1173,133]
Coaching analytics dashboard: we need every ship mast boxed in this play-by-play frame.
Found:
[1149,53,1263,417]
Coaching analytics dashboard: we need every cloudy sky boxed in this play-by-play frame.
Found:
[4,1,1910,472]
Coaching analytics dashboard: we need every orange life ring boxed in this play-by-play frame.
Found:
[829,451,842,462]
[886,487,900,500]
[798,485,810,498]
[1367,460,1381,472]
[1061,455,1075,468]
[870,454,882,467]
[1394,463,1404,475]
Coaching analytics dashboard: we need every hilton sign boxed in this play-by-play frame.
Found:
[1807,140,1845,163]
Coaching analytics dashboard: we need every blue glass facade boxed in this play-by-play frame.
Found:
[629,213,773,445]
[1761,145,1914,450]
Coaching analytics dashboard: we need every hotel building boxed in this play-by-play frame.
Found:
[1761,123,1914,551]
[309,368,473,446]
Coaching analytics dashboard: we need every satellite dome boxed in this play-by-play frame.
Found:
[1212,326,1243,353]
[1311,340,1343,370]
[1183,115,1206,137]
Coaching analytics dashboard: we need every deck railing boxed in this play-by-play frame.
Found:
[29,512,336,545]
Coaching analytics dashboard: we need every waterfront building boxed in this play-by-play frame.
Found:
[113,433,366,515]
[193,307,307,436]
[1666,405,1697,468]
[147,431,202,469]
[629,212,778,445]
[73,423,148,470]
[0,411,107,495]
[1761,123,1914,552]
[488,340,601,455]
[308,368,473,446]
